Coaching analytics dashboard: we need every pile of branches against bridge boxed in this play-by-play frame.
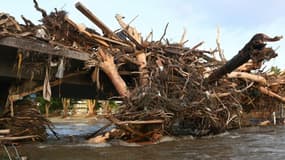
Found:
[11,1,285,141]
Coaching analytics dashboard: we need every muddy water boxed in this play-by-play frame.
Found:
[11,120,285,160]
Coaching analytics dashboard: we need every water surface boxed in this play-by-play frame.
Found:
[8,121,285,160]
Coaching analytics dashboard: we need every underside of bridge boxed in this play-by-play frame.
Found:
[0,40,122,107]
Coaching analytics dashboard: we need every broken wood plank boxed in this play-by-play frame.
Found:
[116,120,164,125]
[0,36,90,61]
[0,135,38,141]
[0,129,10,135]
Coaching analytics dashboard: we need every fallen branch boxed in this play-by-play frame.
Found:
[227,71,267,85]
[179,28,187,46]
[159,22,169,42]
[259,86,285,103]
[216,27,226,62]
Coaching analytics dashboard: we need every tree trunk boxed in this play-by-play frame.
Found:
[206,34,282,84]
[98,48,130,97]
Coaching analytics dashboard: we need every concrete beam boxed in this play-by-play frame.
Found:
[0,37,90,61]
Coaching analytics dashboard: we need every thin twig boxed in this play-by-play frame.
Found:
[127,15,139,26]
[159,22,169,42]
[21,15,35,27]
[144,30,153,42]
[216,27,226,62]
[179,28,187,46]
[33,0,47,17]
[183,41,204,55]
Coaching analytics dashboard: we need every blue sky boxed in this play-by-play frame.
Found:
[1,0,284,69]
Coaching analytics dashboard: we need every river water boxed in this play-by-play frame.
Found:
[9,119,285,160]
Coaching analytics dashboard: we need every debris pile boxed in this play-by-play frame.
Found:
[108,34,283,142]
[0,103,57,142]
[0,0,284,143]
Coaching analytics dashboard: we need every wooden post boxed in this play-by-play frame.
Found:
[102,101,110,115]
[87,99,96,116]
[62,98,70,118]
